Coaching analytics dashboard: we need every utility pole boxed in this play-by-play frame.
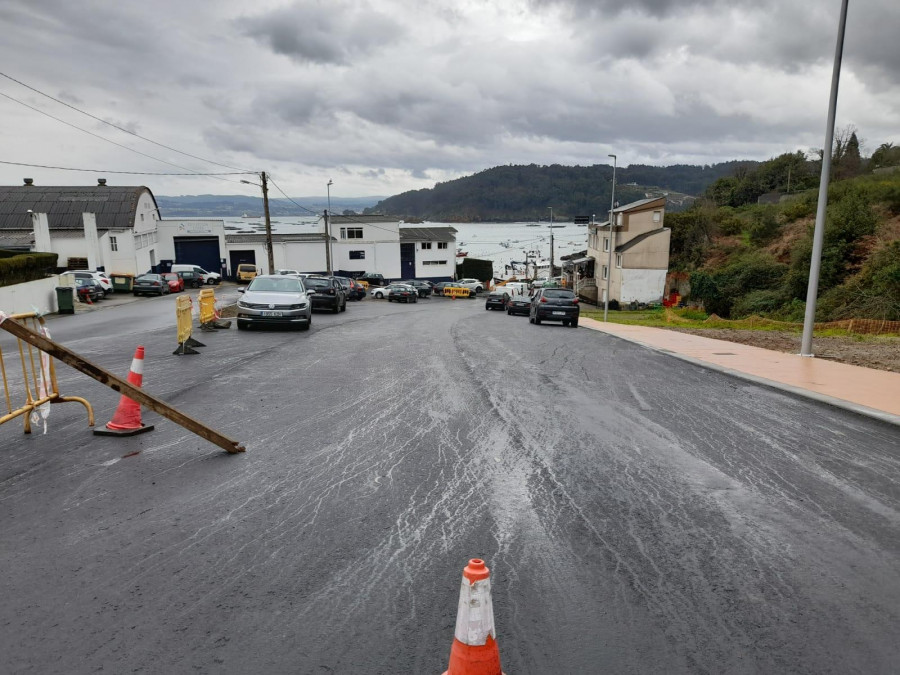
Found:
[261,171,274,275]
[604,155,617,321]
[548,207,554,277]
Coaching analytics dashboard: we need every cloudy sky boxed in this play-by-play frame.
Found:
[1,0,898,199]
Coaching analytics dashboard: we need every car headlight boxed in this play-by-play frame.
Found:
[290,303,308,310]
[237,300,250,308]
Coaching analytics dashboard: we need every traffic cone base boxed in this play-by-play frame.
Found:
[95,346,154,437]
[443,636,503,675]
[94,423,154,437]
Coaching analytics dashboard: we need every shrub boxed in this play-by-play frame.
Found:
[0,251,58,287]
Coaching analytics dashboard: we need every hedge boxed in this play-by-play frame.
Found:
[0,251,59,287]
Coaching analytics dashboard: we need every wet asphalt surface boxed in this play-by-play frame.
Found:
[1,292,898,674]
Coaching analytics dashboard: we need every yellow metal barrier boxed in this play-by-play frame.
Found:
[197,287,231,331]
[0,312,93,433]
[443,286,474,299]
[174,295,204,355]
[198,288,216,325]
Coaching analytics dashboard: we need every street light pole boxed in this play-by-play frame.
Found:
[801,0,849,356]
[325,179,333,275]
[241,172,274,275]
[604,154,617,321]
[548,206,554,278]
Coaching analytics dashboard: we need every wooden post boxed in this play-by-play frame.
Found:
[0,317,245,454]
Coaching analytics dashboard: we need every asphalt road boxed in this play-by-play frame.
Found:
[1,292,898,674]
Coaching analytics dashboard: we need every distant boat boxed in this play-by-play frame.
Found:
[526,223,540,227]
[549,225,565,229]
[242,213,255,218]
[457,251,468,258]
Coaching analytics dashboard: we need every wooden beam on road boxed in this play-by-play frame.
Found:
[0,317,246,454]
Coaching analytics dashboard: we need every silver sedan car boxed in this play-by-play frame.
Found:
[236,275,312,330]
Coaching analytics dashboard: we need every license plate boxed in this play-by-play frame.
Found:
[552,311,566,316]
[261,311,282,317]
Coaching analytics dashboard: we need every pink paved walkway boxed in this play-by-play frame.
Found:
[580,317,900,423]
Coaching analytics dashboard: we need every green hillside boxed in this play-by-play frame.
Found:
[364,162,757,222]
[669,157,900,322]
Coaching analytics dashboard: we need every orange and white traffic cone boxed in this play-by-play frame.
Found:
[442,559,505,675]
[94,346,155,437]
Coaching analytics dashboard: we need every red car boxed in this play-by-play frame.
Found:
[162,272,184,293]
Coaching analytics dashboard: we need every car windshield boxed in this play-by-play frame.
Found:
[247,278,304,293]
[543,289,575,299]
[162,273,177,280]
[137,274,159,281]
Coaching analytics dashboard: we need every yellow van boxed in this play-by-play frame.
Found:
[236,263,259,283]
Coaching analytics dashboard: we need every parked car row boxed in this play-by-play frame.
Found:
[484,287,580,327]
[236,273,369,330]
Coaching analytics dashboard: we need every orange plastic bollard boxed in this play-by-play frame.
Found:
[94,346,154,437]
[442,559,505,675]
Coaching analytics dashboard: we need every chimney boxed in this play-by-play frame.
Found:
[97,178,107,186]
[23,178,34,186]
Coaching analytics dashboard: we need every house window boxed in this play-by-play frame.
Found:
[109,236,118,252]
[421,242,432,250]
[602,265,608,280]
[140,213,145,222]
[603,237,609,252]
[653,210,661,223]
[349,250,365,260]
[423,260,446,266]
[437,242,448,249]
[616,254,623,268]
[341,227,363,239]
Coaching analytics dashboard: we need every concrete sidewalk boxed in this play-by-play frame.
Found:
[580,317,900,427]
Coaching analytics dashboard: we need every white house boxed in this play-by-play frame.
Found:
[330,215,402,278]
[399,226,457,280]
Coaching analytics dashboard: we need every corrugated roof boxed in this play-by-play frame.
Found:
[399,226,457,241]
[0,185,154,231]
[329,215,399,225]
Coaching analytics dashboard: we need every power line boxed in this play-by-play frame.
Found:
[0,90,249,186]
[0,71,253,173]
[0,159,251,176]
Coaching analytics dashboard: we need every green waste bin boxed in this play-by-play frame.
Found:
[111,273,134,292]
[56,286,75,314]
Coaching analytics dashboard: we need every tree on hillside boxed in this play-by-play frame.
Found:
[870,142,900,169]
[833,128,863,179]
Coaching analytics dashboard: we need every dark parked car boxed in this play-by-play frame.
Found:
[303,275,346,312]
[75,278,104,302]
[357,272,386,287]
[178,270,204,288]
[484,291,510,310]
[386,284,418,303]
[506,295,531,316]
[399,280,432,298]
[529,287,580,327]
[132,273,170,296]
[334,276,366,300]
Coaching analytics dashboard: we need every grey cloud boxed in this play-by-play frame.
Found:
[240,1,405,65]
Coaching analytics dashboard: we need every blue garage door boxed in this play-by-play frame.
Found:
[400,243,416,279]
[174,237,221,274]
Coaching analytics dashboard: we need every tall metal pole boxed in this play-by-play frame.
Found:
[547,207,553,281]
[801,0,849,357]
[325,179,334,275]
[604,154,617,321]
[261,171,274,275]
